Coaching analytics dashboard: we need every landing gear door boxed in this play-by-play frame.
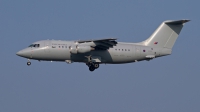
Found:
[91,56,101,63]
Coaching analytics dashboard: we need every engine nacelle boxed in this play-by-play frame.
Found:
[70,45,78,54]
[77,45,92,53]
[70,45,93,54]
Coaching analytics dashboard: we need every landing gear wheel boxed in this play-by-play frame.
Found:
[94,63,99,69]
[27,62,31,66]
[89,66,95,71]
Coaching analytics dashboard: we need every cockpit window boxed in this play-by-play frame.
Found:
[28,44,40,48]
[28,44,34,47]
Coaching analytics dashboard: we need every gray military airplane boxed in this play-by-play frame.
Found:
[16,19,189,71]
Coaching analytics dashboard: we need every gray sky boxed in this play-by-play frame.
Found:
[0,0,199,112]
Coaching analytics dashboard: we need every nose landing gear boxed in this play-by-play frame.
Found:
[27,59,31,66]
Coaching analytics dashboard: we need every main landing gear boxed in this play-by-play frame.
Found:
[86,62,99,72]
[27,59,31,66]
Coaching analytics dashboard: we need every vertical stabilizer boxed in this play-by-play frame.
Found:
[141,20,190,49]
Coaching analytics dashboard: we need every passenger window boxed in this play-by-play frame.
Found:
[59,46,60,48]
[65,46,67,48]
[122,49,123,51]
[62,46,64,48]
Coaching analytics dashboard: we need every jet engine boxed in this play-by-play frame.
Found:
[70,45,94,54]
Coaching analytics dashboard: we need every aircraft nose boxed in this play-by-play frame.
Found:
[16,49,31,58]
[16,50,23,56]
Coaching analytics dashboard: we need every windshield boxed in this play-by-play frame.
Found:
[28,44,40,48]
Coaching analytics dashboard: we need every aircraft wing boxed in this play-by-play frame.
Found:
[77,38,118,50]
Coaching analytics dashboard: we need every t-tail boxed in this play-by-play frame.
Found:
[140,20,190,49]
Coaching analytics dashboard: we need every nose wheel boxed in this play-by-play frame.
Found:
[27,59,31,66]
[27,62,31,66]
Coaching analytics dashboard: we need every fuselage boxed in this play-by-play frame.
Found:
[16,40,171,64]
[16,19,189,71]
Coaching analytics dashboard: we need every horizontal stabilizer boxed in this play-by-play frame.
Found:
[164,20,190,25]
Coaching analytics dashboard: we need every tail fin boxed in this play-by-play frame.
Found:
[141,20,190,49]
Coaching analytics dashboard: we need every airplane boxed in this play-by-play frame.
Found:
[16,19,190,71]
